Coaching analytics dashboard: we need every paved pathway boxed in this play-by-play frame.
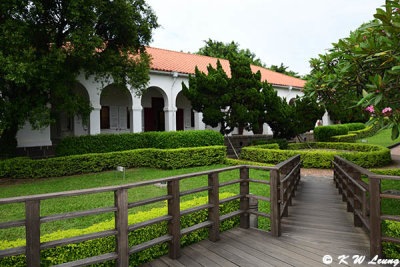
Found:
[144,175,376,267]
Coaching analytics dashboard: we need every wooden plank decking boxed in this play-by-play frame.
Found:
[145,176,375,267]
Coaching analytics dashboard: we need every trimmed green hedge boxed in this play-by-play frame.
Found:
[56,130,224,156]
[314,125,349,142]
[330,133,357,143]
[250,139,288,149]
[0,193,240,266]
[341,123,366,131]
[0,146,226,179]
[224,158,274,167]
[241,142,391,168]
[331,121,383,143]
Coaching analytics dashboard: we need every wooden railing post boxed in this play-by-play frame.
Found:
[240,167,250,229]
[350,171,362,227]
[208,172,220,242]
[369,177,382,258]
[115,189,129,267]
[167,180,181,259]
[270,169,281,237]
[25,200,40,267]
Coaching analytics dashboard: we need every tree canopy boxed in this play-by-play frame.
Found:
[196,39,266,67]
[182,53,322,138]
[0,0,158,155]
[182,54,268,135]
[304,0,400,137]
[270,63,300,78]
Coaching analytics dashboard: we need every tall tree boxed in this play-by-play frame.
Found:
[197,39,266,67]
[0,0,158,156]
[182,55,270,135]
[181,61,232,134]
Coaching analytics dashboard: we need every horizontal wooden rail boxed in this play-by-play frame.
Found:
[0,159,302,266]
[333,155,400,259]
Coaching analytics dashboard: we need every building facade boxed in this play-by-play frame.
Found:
[15,47,332,149]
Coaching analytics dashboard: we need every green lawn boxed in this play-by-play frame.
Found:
[356,127,400,147]
[0,165,271,241]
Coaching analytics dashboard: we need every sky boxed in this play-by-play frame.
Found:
[146,0,385,75]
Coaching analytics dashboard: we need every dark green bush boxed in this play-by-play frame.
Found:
[314,125,349,142]
[0,194,240,266]
[56,130,224,156]
[241,142,391,168]
[341,123,366,131]
[382,221,400,259]
[0,146,226,179]
[250,139,288,149]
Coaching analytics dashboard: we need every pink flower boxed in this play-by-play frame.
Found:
[376,90,380,93]
[363,35,367,40]
[365,105,375,113]
[382,30,385,33]
[382,107,392,114]
[396,8,399,12]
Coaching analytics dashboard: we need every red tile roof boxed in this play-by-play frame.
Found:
[146,47,306,88]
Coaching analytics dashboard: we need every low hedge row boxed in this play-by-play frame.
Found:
[0,146,226,179]
[314,125,349,142]
[341,123,366,131]
[330,133,358,143]
[56,130,224,156]
[331,121,383,142]
[241,142,391,168]
[0,193,240,266]
[250,139,288,149]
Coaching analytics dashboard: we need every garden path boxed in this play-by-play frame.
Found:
[145,176,376,267]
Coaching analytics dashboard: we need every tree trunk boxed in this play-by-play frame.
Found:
[238,126,244,135]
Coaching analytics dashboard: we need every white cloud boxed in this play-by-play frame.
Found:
[146,0,385,75]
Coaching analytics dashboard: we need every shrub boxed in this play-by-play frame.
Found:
[241,142,391,168]
[0,193,240,266]
[331,121,385,143]
[0,146,226,179]
[314,125,349,142]
[341,123,366,131]
[350,122,382,139]
[382,220,400,259]
[56,130,224,156]
[250,139,288,149]
[330,134,357,143]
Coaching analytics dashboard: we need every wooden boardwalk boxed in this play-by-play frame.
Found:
[146,176,374,267]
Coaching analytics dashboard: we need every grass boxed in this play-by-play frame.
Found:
[0,165,271,242]
[356,127,400,147]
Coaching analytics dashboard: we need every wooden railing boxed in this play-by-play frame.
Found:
[0,155,302,267]
[333,155,400,258]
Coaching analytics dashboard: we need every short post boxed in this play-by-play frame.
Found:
[168,180,181,259]
[208,173,220,241]
[115,188,129,267]
[25,200,41,267]
[270,169,281,237]
[369,177,382,258]
[249,194,258,228]
[240,167,250,229]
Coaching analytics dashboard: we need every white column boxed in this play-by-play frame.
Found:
[164,108,176,132]
[90,106,101,135]
[130,107,143,133]
[194,112,205,130]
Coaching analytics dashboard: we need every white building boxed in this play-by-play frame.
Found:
[16,47,332,149]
